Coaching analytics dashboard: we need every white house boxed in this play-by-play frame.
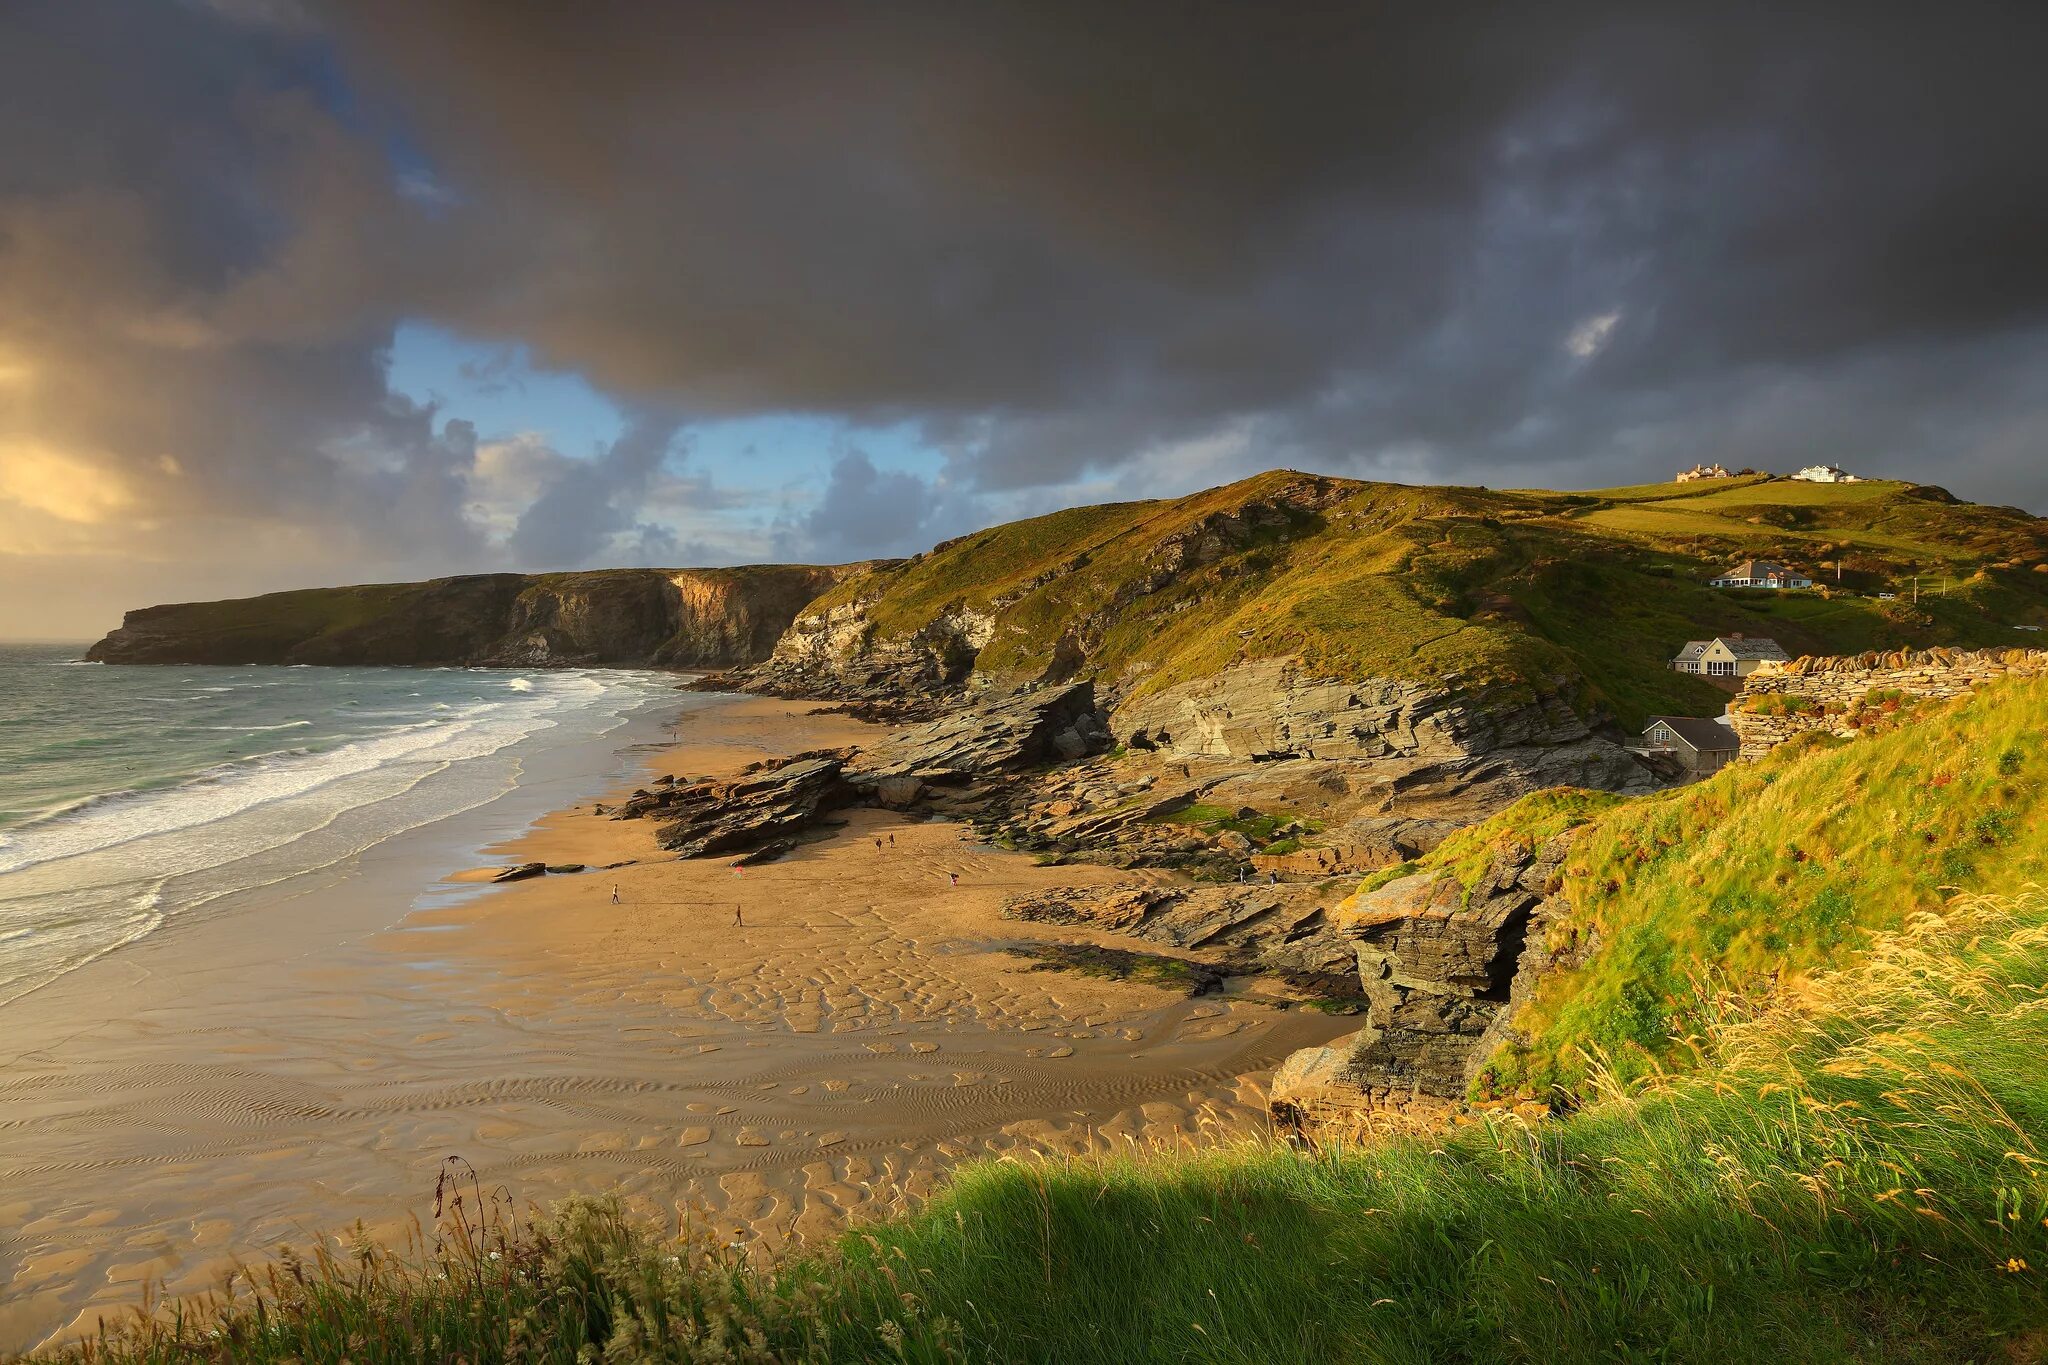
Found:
[1709,559,1813,590]
[1792,464,1861,483]
[1670,635,1791,679]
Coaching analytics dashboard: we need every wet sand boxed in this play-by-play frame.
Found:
[0,694,1350,1352]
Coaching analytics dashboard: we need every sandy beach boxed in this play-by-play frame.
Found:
[0,692,1349,1352]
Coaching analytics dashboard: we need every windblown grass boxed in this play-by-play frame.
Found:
[45,891,2048,1363]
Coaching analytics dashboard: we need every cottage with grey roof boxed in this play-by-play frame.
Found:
[1641,715,1740,776]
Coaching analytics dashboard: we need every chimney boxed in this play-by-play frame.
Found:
[1728,631,1743,639]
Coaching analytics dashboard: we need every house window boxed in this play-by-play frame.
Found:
[1708,661,1735,676]
[1653,726,1670,742]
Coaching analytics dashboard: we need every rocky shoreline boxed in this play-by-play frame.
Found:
[603,664,1663,1116]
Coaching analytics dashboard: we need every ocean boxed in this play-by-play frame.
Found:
[0,643,681,1005]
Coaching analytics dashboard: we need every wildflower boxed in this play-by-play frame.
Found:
[488,1250,502,1261]
[2003,1257,2029,1274]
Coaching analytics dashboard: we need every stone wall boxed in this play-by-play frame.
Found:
[1729,647,2048,759]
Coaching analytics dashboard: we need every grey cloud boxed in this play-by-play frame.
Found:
[505,415,684,570]
[314,1,2048,510]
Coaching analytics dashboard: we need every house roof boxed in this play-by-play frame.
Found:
[1672,639,1711,660]
[1715,559,1807,581]
[1718,636,1790,660]
[1644,715,1739,752]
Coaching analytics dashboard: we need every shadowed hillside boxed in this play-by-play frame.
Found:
[83,566,870,669]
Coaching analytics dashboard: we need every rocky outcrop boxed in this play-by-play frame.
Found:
[1002,882,1359,997]
[1116,659,1642,775]
[759,599,993,699]
[850,681,1110,787]
[649,752,855,858]
[619,683,1115,859]
[1269,832,1581,1134]
[85,566,862,668]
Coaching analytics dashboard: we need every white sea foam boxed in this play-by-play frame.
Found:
[0,660,669,1006]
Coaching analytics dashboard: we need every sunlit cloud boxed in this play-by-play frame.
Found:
[0,442,137,524]
[1564,311,1621,360]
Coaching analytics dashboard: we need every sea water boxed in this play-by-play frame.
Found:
[0,643,678,1004]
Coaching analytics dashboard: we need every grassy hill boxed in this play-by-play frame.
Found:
[1346,673,2048,1099]
[800,471,2048,728]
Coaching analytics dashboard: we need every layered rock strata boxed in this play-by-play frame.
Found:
[1268,832,1583,1135]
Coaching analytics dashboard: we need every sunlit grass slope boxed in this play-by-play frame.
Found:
[59,889,2048,1363]
[806,470,2047,728]
[1350,675,2048,1098]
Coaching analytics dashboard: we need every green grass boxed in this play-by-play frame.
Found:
[1349,675,2048,1099]
[57,889,2048,1363]
[1147,801,1318,847]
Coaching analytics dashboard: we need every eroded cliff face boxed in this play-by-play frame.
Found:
[1268,832,1589,1136]
[86,566,858,668]
[762,599,995,696]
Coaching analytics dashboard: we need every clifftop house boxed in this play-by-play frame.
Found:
[1641,715,1740,775]
[1670,634,1791,680]
[1710,559,1813,589]
[1792,464,1862,483]
[1676,462,1733,482]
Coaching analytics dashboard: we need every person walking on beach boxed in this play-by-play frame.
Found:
[610,883,620,905]
[948,871,958,887]
[875,837,884,852]
[734,903,743,927]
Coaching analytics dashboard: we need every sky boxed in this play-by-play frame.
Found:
[1,2,2045,639]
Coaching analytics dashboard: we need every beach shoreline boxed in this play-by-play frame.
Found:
[0,690,1349,1353]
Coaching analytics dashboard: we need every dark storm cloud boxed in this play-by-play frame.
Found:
[311,0,2048,509]
[3,1,2045,637]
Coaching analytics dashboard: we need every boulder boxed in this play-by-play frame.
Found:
[874,775,925,809]
[491,862,547,883]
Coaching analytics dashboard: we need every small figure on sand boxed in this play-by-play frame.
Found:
[730,860,744,877]
[875,837,884,852]
[948,871,959,887]
[734,903,744,927]
[610,883,620,905]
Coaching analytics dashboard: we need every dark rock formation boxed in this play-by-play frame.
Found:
[85,566,864,668]
[849,681,1109,788]
[491,862,548,883]
[650,751,855,858]
[1270,832,1579,1132]
[1002,882,1358,999]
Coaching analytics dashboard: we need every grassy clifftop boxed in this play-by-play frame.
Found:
[1346,673,2048,1099]
[801,470,2048,727]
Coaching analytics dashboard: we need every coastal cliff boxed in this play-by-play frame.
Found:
[85,566,867,668]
